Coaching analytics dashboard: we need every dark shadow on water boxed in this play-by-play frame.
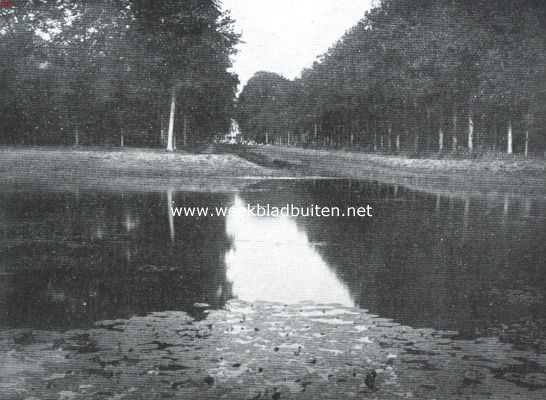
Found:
[0,191,234,329]
[238,180,546,337]
[1,180,545,338]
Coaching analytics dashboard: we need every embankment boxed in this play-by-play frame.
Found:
[228,145,546,199]
[0,146,286,192]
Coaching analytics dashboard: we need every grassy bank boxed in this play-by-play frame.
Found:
[230,145,546,199]
[0,146,286,192]
[1,145,545,197]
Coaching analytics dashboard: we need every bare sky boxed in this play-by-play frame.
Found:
[222,0,374,91]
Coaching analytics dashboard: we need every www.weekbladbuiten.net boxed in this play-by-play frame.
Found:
[171,203,374,218]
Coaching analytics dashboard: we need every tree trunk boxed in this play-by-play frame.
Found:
[452,104,458,151]
[167,87,176,152]
[524,130,529,158]
[159,102,164,146]
[425,108,432,153]
[524,113,531,158]
[438,127,444,152]
[493,123,498,151]
[468,112,474,151]
[265,131,269,145]
[387,124,392,153]
[365,120,369,147]
[507,119,513,155]
[182,115,188,147]
[396,134,400,153]
[414,132,420,154]
[477,113,484,150]
[75,125,79,146]
[120,128,124,148]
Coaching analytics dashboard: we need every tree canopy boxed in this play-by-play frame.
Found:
[237,0,546,156]
[0,0,239,146]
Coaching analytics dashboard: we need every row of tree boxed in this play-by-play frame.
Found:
[237,0,546,157]
[0,0,239,148]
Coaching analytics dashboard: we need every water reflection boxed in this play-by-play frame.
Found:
[1,181,545,338]
[0,191,234,328]
[225,196,354,306]
[166,189,175,243]
[239,180,546,335]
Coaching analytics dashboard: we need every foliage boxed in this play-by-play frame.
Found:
[237,0,546,155]
[0,0,239,146]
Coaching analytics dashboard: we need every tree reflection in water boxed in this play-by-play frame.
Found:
[238,180,546,336]
[1,181,545,340]
[0,190,235,329]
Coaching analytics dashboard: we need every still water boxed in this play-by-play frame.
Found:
[1,180,545,337]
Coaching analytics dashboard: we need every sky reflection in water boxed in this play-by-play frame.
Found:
[1,180,545,335]
[225,196,355,306]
